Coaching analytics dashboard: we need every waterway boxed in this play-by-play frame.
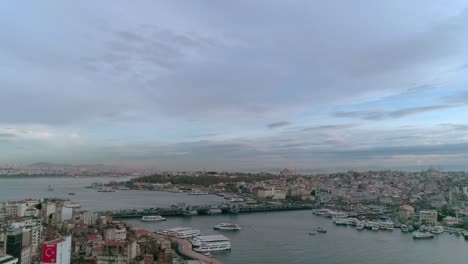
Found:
[1,176,467,263]
[0,176,224,210]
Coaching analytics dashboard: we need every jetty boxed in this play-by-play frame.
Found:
[97,203,312,219]
[132,226,222,264]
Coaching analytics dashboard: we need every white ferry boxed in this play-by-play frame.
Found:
[312,209,332,215]
[379,221,394,231]
[141,215,166,222]
[333,218,349,226]
[188,190,210,195]
[213,223,242,231]
[328,211,349,218]
[191,235,231,252]
[431,226,444,234]
[158,227,192,236]
[175,229,201,238]
[400,224,409,232]
[97,187,115,192]
[413,231,434,239]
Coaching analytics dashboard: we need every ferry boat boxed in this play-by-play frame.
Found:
[371,222,380,231]
[413,231,434,239]
[191,235,231,252]
[328,211,349,218]
[158,227,191,236]
[431,226,444,234]
[213,223,242,231]
[312,209,332,216]
[207,208,222,215]
[400,224,409,233]
[333,218,348,226]
[316,227,327,233]
[97,187,115,192]
[379,221,394,231]
[175,229,201,238]
[188,190,210,195]
[141,215,166,222]
[229,197,245,202]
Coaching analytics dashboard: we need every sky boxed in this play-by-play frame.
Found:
[1,0,468,171]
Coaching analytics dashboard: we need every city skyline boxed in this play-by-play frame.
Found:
[2,1,468,170]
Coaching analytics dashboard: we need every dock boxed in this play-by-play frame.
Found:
[98,204,312,219]
[132,226,222,264]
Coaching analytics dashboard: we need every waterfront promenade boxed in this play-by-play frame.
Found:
[131,225,222,264]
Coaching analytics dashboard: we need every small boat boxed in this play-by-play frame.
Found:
[97,187,115,192]
[68,192,76,195]
[464,232,468,240]
[400,224,409,233]
[141,215,166,222]
[188,190,210,195]
[431,226,444,234]
[214,223,242,231]
[308,231,317,236]
[371,222,379,231]
[316,227,327,233]
[333,218,348,226]
[47,185,54,191]
[413,232,434,239]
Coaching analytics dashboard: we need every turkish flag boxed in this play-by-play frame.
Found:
[42,243,57,263]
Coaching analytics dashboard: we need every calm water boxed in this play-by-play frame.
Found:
[0,176,224,210]
[129,211,468,264]
[1,177,467,263]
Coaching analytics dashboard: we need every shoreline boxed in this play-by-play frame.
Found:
[130,224,223,264]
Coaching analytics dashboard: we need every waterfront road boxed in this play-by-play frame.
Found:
[131,225,222,264]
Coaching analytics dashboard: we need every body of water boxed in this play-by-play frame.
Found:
[130,211,468,264]
[0,176,224,210]
[1,177,467,263]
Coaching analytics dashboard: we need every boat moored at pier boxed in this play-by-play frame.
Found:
[191,235,231,252]
[413,232,434,239]
[141,215,166,222]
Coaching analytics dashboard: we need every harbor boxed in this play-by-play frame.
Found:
[127,210,468,264]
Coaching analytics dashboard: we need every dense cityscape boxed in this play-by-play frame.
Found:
[0,168,467,263]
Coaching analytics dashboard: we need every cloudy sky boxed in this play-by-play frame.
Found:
[1,0,468,171]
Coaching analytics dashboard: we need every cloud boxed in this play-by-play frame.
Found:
[440,123,468,131]
[267,121,290,129]
[335,104,465,120]
[301,124,356,131]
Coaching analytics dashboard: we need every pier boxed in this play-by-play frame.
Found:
[97,204,313,219]
[132,226,222,264]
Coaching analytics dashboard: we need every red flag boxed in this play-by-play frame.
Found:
[42,243,57,263]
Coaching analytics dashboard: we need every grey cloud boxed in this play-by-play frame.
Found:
[440,123,468,131]
[267,121,290,129]
[335,104,464,120]
[301,124,356,132]
[0,133,16,138]
[444,90,468,103]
